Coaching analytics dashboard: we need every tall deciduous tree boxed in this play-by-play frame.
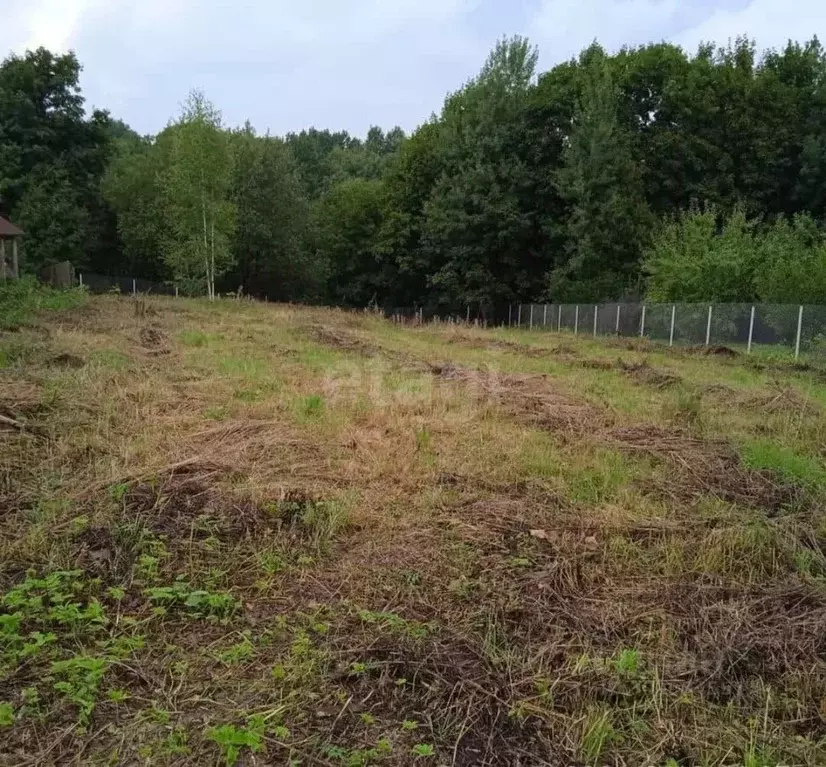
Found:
[228,126,316,300]
[161,91,235,297]
[0,48,117,272]
[551,51,653,301]
[421,37,544,308]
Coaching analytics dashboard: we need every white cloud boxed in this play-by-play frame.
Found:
[9,0,822,138]
[676,0,826,53]
[530,0,826,67]
[531,0,682,64]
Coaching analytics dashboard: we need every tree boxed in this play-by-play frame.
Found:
[551,52,653,301]
[754,214,826,303]
[313,178,384,306]
[227,126,315,299]
[420,37,545,308]
[160,91,235,297]
[644,205,758,302]
[0,48,119,272]
[102,131,170,280]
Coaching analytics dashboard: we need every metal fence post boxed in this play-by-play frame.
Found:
[557,305,562,331]
[543,304,548,327]
[593,305,598,337]
[78,273,83,287]
[705,305,712,346]
[747,305,755,354]
[795,305,803,360]
[508,304,512,326]
[175,285,179,298]
[574,305,579,335]
[640,305,646,337]
[669,305,676,346]
[517,304,522,327]
[529,304,534,330]
[615,305,621,334]
[132,278,136,296]
[466,306,470,324]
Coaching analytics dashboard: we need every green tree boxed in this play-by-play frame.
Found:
[421,37,545,308]
[160,91,235,297]
[101,131,170,280]
[754,214,826,303]
[551,52,653,301]
[313,178,384,306]
[228,126,316,299]
[644,205,758,302]
[0,48,118,272]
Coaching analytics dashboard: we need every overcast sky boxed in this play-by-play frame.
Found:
[4,0,825,137]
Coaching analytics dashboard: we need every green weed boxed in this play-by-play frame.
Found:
[207,716,266,766]
[0,702,14,726]
[580,706,615,765]
[0,277,86,330]
[145,578,239,620]
[49,656,110,726]
[301,394,325,418]
[741,439,826,490]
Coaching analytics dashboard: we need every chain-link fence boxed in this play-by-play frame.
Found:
[515,302,826,359]
[79,272,177,296]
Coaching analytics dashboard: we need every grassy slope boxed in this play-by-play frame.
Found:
[1,295,825,766]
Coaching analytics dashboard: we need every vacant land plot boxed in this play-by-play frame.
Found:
[2,294,826,766]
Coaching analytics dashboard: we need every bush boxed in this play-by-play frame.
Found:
[644,206,826,304]
[644,205,757,302]
[0,276,86,330]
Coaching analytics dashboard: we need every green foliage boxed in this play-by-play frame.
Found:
[552,51,653,301]
[645,204,826,303]
[644,206,758,301]
[207,716,266,766]
[160,91,236,298]
[0,48,118,273]
[144,578,239,619]
[0,276,86,331]
[741,439,826,490]
[0,702,14,726]
[411,743,435,757]
[50,656,109,725]
[8,35,826,310]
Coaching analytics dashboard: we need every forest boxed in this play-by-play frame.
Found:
[2,36,826,309]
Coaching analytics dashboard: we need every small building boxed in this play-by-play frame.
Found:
[0,216,23,279]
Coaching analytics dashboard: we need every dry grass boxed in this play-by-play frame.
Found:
[1,295,825,766]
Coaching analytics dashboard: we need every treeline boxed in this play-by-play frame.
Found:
[3,37,826,307]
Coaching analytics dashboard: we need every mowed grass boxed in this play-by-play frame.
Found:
[1,294,825,766]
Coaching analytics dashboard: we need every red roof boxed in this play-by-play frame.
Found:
[0,216,23,237]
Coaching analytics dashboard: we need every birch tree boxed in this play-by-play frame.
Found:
[161,91,235,297]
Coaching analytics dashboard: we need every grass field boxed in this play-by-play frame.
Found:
[1,291,826,766]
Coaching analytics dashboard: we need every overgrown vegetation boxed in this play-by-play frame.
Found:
[4,36,826,305]
[1,294,825,764]
[0,276,85,331]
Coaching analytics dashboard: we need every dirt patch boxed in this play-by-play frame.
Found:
[429,363,604,435]
[616,358,681,389]
[698,344,739,358]
[579,358,613,370]
[138,325,170,355]
[743,384,821,416]
[606,424,802,511]
[307,325,379,357]
[326,625,556,766]
[124,474,275,543]
[49,353,85,369]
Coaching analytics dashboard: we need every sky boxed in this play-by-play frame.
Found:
[4,0,826,137]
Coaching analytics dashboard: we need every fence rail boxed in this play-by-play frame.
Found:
[515,302,826,359]
[78,272,177,296]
